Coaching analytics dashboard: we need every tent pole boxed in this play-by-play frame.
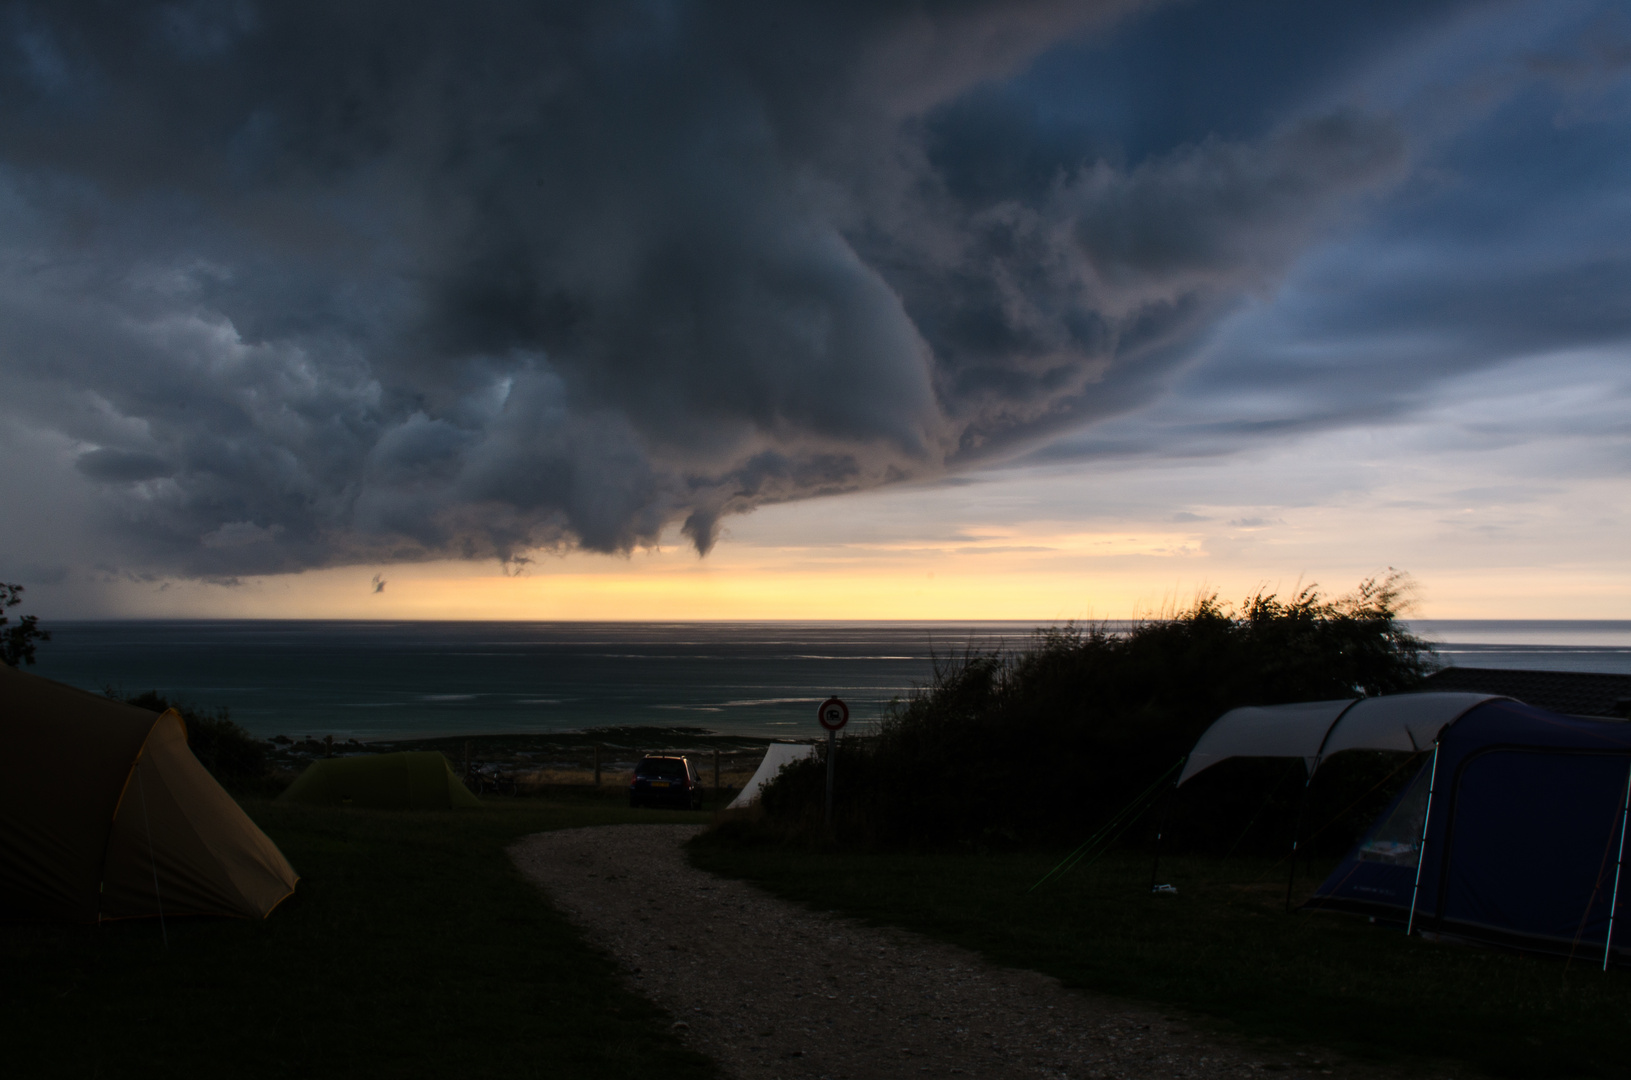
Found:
[824,728,837,830]
[1283,700,1361,915]
[1405,744,1441,937]
[1603,760,1631,972]
[1148,777,1175,893]
[1284,772,1311,914]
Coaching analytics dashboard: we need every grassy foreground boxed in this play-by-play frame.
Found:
[687,838,1631,1079]
[2,792,716,1080]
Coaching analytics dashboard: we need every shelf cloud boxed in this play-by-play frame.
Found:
[2,0,1616,580]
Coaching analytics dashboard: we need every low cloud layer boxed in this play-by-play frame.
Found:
[1,0,1618,580]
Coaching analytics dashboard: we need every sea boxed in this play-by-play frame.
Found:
[26,619,1631,742]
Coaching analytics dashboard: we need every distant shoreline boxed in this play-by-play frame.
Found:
[26,619,1631,743]
[33,616,1631,628]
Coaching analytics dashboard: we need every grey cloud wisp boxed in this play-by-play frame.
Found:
[0,1,1408,576]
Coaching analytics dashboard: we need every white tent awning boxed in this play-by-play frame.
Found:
[1177,699,1356,786]
[1319,692,1500,758]
[1176,692,1507,787]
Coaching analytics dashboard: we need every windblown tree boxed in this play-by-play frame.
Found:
[0,582,50,667]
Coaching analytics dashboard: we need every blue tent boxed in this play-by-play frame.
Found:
[1307,699,1631,965]
[1180,693,1631,967]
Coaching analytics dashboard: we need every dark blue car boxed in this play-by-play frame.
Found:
[629,755,703,810]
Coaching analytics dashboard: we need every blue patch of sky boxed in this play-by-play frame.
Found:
[1161,6,1631,410]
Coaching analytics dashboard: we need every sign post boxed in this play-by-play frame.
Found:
[817,696,849,828]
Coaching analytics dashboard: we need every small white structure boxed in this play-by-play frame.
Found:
[727,742,819,809]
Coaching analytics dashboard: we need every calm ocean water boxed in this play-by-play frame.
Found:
[27,619,1631,741]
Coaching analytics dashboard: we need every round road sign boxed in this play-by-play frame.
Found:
[817,696,850,731]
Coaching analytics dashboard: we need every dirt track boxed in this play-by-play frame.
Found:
[510,825,1445,1080]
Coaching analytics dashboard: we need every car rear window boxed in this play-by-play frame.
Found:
[636,759,686,779]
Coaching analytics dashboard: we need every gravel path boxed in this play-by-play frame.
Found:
[510,825,1445,1080]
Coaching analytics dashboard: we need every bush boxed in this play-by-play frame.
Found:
[754,573,1436,851]
[115,690,274,793]
[0,581,50,667]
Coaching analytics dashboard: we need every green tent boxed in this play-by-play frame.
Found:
[278,751,481,809]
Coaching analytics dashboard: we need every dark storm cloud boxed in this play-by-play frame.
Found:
[75,448,175,483]
[0,0,1552,576]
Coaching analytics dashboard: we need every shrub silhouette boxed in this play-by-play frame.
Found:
[758,573,1435,850]
[116,690,272,792]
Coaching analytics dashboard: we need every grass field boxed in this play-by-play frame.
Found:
[2,789,718,1080]
[687,837,1631,1079]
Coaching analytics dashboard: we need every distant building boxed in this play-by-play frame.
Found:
[1422,667,1631,720]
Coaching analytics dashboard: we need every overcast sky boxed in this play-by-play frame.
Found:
[2,0,1628,619]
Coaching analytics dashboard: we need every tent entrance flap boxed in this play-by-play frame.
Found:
[1358,757,1433,867]
[1301,757,1435,921]
[1437,748,1629,947]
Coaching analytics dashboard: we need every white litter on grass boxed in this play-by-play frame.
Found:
[727,742,819,809]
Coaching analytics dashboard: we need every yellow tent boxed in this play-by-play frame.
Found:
[0,663,298,922]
